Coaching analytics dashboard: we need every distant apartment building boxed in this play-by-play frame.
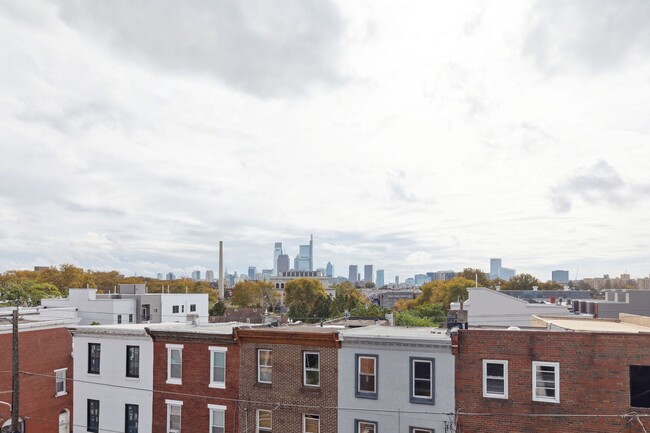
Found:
[551,270,570,284]
[489,258,515,281]
[364,265,374,284]
[376,269,385,288]
[338,326,454,433]
[41,284,209,325]
[191,270,201,281]
[427,270,457,281]
[414,273,430,286]
[349,265,359,284]
[326,261,334,278]
[70,324,153,433]
[378,291,417,310]
[270,271,331,301]
[0,314,75,433]
[236,326,340,433]
[572,289,650,319]
[148,323,241,433]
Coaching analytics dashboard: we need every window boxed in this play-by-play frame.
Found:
[55,368,67,396]
[87,399,99,433]
[256,409,272,433]
[355,420,377,433]
[258,349,272,383]
[190,304,196,312]
[630,366,650,407]
[166,400,182,433]
[118,315,122,324]
[303,352,320,387]
[532,361,560,403]
[356,355,378,398]
[208,404,226,433]
[209,347,227,388]
[182,305,185,313]
[483,360,508,399]
[129,314,134,323]
[303,414,319,433]
[88,343,101,374]
[127,345,140,378]
[167,344,183,384]
[173,305,180,314]
[410,358,434,404]
[410,428,433,433]
[125,404,139,433]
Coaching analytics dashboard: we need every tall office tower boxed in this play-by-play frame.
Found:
[395,275,399,285]
[273,242,283,275]
[376,269,385,288]
[248,266,257,280]
[205,270,214,282]
[166,272,176,281]
[552,270,570,284]
[325,261,334,278]
[349,265,358,283]
[191,270,201,281]
[490,258,502,280]
[156,273,163,280]
[296,235,314,271]
[277,254,290,273]
[364,265,374,284]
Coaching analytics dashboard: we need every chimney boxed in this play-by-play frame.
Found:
[218,241,225,300]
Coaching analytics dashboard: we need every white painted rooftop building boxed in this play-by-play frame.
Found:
[70,324,154,433]
[338,326,455,433]
[41,284,209,325]
[450,287,571,327]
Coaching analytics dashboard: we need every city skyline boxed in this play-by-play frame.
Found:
[1,2,650,280]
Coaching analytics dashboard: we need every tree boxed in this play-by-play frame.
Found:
[349,303,386,318]
[284,278,328,322]
[210,300,226,316]
[459,268,490,287]
[330,282,367,317]
[231,281,264,307]
[364,282,376,288]
[416,277,472,309]
[539,280,563,290]
[502,273,540,291]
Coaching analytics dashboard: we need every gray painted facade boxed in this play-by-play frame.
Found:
[338,327,455,433]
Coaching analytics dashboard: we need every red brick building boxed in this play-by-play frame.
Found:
[147,323,241,433]
[0,318,74,432]
[236,326,340,433]
[455,321,650,433]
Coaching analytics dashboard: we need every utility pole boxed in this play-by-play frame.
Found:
[11,308,19,433]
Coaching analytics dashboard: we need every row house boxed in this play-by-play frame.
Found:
[147,323,240,433]
[338,327,454,433]
[0,315,75,433]
[70,324,154,433]
[455,316,650,433]
[236,326,340,433]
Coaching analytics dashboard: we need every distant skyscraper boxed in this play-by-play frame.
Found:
[277,254,290,273]
[489,258,515,281]
[166,272,175,281]
[295,235,314,271]
[349,265,358,283]
[552,270,570,284]
[156,273,163,280]
[415,274,429,286]
[325,262,334,278]
[273,242,283,275]
[205,270,215,282]
[248,266,257,280]
[364,265,374,284]
[395,275,399,285]
[376,269,385,287]
[191,270,201,281]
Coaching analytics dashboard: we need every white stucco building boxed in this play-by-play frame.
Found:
[338,326,455,433]
[70,325,154,433]
[41,284,209,325]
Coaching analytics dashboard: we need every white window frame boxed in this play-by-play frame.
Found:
[208,404,226,433]
[209,346,228,389]
[258,349,272,384]
[166,399,183,433]
[166,344,183,385]
[356,420,377,433]
[303,352,320,387]
[532,361,560,403]
[55,368,67,396]
[303,414,320,433]
[356,355,378,397]
[483,359,508,399]
[256,409,272,433]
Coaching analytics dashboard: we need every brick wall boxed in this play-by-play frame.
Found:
[0,326,73,432]
[238,331,339,433]
[151,336,240,433]
[456,330,650,433]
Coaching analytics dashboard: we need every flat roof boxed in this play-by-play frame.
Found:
[340,325,450,341]
[536,317,650,333]
[146,322,242,335]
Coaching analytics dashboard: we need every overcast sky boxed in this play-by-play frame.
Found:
[1,0,650,281]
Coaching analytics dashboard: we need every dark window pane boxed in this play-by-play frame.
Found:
[486,363,504,377]
[414,361,431,380]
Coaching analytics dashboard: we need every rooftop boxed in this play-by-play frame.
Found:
[340,325,451,341]
[533,316,650,333]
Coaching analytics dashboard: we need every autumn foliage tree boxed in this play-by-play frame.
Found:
[284,278,329,322]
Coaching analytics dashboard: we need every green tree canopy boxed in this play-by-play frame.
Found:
[502,273,540,291]
[284,278,328,322]
[459,268,489,287]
